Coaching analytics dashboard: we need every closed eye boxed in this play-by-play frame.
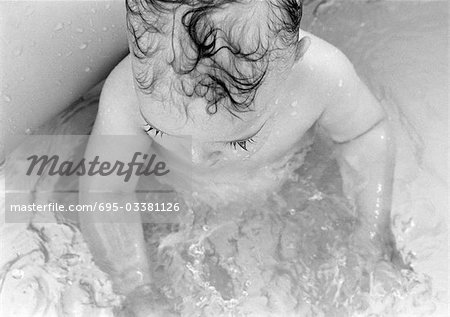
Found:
[226,121,266,152]
[228,138,255,151]
[140,107,169,138]
[144,123,164,137]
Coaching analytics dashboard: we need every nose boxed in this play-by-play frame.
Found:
[191,143,222,166]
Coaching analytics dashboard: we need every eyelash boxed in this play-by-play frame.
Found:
[144,123,256,151]
[228,138,255,151]
[144,123,164,137]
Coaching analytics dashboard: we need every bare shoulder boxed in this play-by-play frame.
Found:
[296,31,358,90]
[100,55,137,112]
[94,55,143,135]
[286,31,362,124]
[297,32,384,142]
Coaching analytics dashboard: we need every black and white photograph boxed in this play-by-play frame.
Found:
[1,0,448,316]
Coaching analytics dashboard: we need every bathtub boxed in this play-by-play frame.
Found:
[1,1,447,316]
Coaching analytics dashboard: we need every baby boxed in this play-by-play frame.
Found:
[80,0,398,315]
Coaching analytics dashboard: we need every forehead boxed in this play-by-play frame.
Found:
[139,94,270,142]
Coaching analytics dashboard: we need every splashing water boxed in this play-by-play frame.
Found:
[138,134,437,316]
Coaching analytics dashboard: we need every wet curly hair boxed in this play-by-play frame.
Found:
[126,0,303,115]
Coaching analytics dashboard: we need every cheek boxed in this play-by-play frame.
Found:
[154,136,191,156]
[190,143,257,168]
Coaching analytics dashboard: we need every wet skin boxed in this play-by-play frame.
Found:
[80,30,396,315]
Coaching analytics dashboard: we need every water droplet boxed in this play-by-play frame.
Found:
[338,79,344,87]
[13,46,23,57]
[291,101,298,108]
[79,43,88,50]
[54,22,64,31]
[274,98,279,105]
[25,128,32,135]
[4,95,12,102]
[102,27,108,32]
[75,27,84,33]
[188,243,205,257]
[202,225,209,231]
[288,208,296,215]
[308,192,323,201]
[111,24,116,28]
[11,269,24,279]
[65,51,73,57]
[84,67,91,72]
[57,52,62,57]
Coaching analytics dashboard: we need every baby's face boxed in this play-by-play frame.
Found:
[136,66,289,167]
[138,93,271,166]
[133,23,303,167]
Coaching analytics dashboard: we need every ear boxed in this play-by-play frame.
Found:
[294,36,311,62]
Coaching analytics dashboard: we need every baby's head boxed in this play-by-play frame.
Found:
[126,0,307,116]
[126,0,309,165]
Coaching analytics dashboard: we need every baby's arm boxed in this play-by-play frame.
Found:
[311,42,397,261]
[79,56,152,295]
